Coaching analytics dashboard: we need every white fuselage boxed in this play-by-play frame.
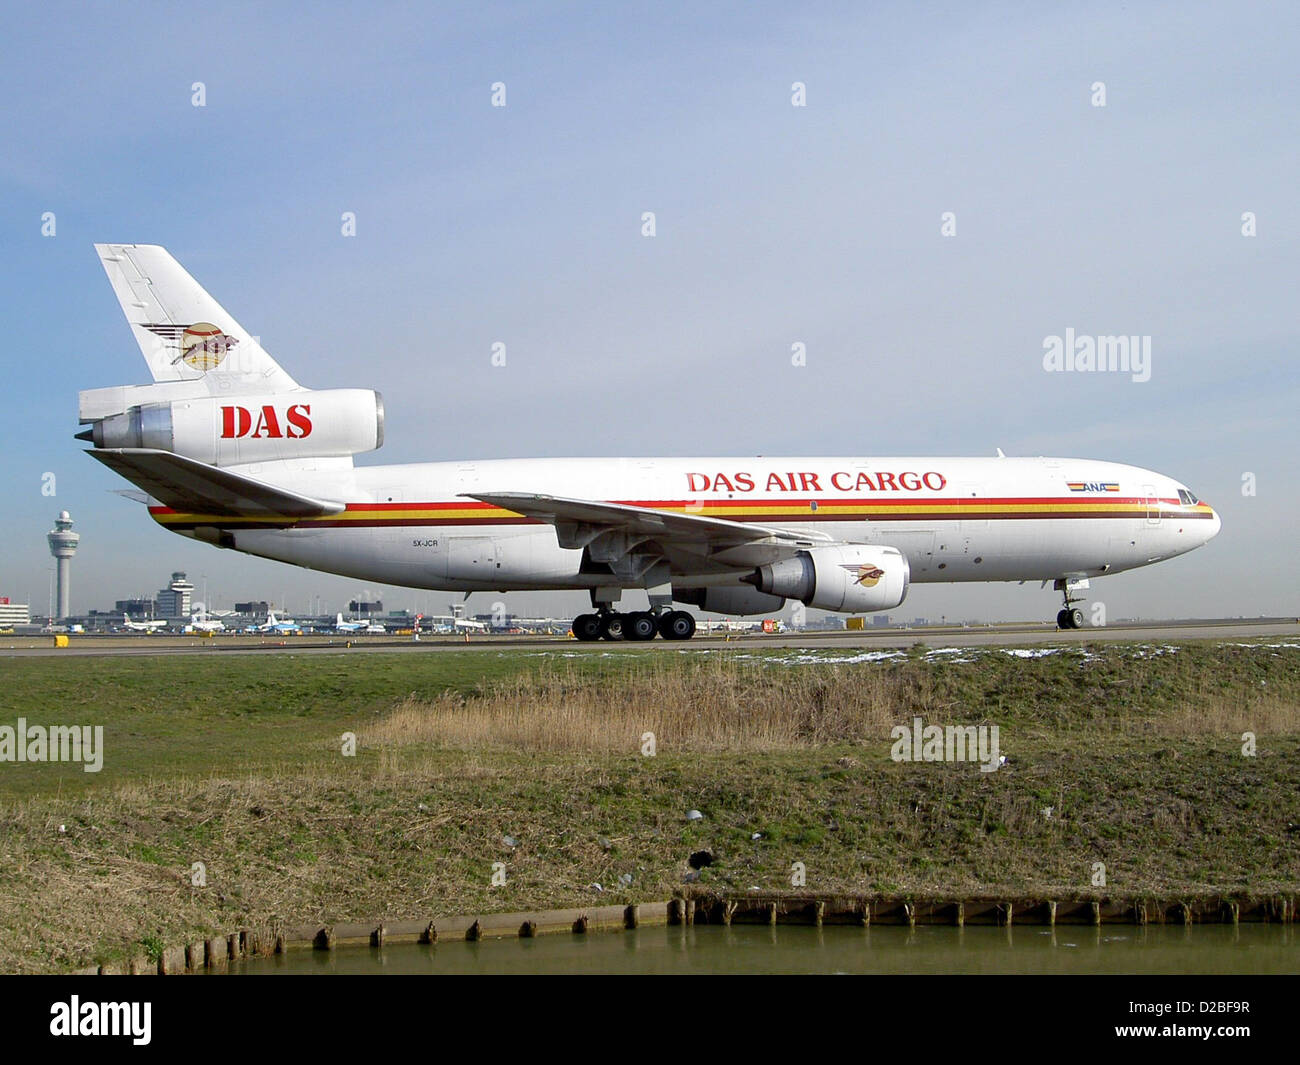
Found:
[155,455,1219,598]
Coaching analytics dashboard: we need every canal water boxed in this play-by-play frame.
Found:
[226,922,1296,975]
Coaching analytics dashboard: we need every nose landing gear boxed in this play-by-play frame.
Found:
[1053,578,1089,630]
[1056,607,1086,630]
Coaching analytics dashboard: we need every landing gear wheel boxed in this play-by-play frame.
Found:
[1069,607,1085,629]
[658,610,696,641]
[600,613,627,641]
[573,613,603,641]
[626,612,659,641]
[1056,609,1071,630]
[1056,608,1086,630]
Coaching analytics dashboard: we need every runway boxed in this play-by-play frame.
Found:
[2,618,1295,657]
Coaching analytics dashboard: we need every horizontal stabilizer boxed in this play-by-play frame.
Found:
[89,448,344,520]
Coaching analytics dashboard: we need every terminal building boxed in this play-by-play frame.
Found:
[0,597,30,627]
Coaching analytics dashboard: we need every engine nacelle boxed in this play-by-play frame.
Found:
[744,545,909,613]
[83,389,384,466]
[675,586,786,616]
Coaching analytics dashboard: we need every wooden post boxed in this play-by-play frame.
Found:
[955,902,965,928]
[1090,901,1101,926]
[669,898,685,925]
[186,942,204,972]
[904,902,915,929]
[1047,901,1056,927]
[371,925,386,947]
[813,901,825,927]
[684,899,695,925]
[859,900,870,928]
[999,903,1013,927]
[722,901,737,927]
[767,902,778,926]
[205,937,227,969]
[624,904,640,930]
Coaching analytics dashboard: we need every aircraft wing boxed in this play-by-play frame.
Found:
[462,491,832,567]
[89,448,345,520]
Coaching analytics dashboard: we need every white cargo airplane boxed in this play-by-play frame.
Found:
[187,611,226,634]
[80,245,1221,641]
[335,612,385,634]
[121,612,168,633]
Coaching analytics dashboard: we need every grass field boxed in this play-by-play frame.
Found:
[0,640,1297,972]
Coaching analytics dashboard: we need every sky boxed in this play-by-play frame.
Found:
[1,1,1296,623]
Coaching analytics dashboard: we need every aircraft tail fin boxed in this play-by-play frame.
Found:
[95,244,299,391]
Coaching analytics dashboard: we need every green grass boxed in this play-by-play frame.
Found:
[1,640,1295,797]
[0,639,1297,972]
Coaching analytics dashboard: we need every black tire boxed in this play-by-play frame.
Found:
[1069,608,1086,629]
[600,613,627,641]
[573,613,602,641]
[627,612,659,641]
[659,610,697,640]
[1056,608,1072,630]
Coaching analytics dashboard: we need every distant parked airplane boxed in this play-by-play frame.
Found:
[122,612,167,632]
[334,612,385,634]
[254,611,300,634]
[187,612,226,634]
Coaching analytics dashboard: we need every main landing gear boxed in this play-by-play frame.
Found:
[1054,578,1088,630]
[572,609,697,641]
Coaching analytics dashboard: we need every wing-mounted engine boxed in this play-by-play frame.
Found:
[78,386,384,466]
[743,545,909,612]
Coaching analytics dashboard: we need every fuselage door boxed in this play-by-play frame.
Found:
[449,536,499,580]
[1143,484,1161,526]
[956,482,988,531]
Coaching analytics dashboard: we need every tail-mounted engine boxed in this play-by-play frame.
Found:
[77,386,384,466]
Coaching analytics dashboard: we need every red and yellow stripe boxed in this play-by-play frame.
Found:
[148,496,1217,530]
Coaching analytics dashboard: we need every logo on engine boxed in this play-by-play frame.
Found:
[141,321,240,371]
[846,563,885,587]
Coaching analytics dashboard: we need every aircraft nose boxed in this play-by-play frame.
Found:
[1206,505,1222,541]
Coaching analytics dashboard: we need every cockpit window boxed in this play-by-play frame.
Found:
[1177,488,1200,505]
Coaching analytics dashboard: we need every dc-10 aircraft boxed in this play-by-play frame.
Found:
[79,245,1221,641]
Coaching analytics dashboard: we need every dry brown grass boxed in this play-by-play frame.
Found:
[366,658,926,753]
[365,655,1299,753]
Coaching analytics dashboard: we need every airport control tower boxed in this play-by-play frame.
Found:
[47,510,80,621]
